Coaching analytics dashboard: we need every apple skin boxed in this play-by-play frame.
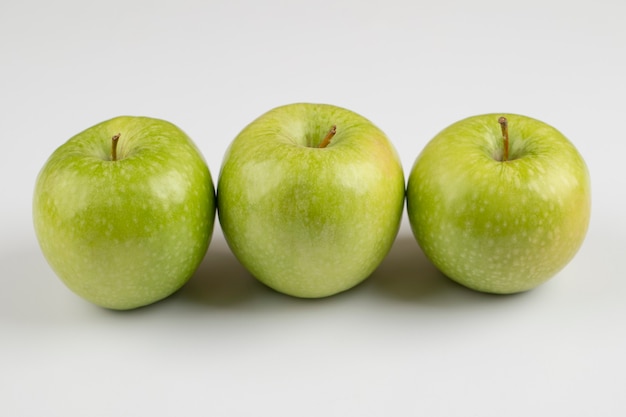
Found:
[33,116,215,310]
[217,103,405,298]
[406,113,591,294]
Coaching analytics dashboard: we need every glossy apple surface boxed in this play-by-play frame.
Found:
[407,113,591,293]
[33,116,215,309]
[217,103,405,298]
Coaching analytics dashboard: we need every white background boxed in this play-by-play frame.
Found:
[2,0,625,415]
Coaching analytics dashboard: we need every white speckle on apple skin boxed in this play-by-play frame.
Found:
[407,113,591,294]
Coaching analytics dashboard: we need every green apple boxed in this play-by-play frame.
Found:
[33,116,215,309]
[407,113,591,294]
[217,103,405,298]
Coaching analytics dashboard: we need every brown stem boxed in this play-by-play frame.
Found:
[111,133,121,161]
[318,125,337,148]
[498,117,509,162]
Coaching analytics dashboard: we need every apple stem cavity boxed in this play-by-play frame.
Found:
[498,117,509,162]
[111,133,121,161]
[318,125,337,149]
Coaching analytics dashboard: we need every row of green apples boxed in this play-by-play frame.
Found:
[33,103,591,310]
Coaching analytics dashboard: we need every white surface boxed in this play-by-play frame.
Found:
[2,0,625,415]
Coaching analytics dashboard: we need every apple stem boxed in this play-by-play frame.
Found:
[498,117,509,162]
[318,125,337,148]
[111,133,121,161]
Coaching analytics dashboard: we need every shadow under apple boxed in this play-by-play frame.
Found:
[367,234,528,308]
[177,236,398,311]
[176,232,533,312]
[177,239,270,308]
[367,234,453,300]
